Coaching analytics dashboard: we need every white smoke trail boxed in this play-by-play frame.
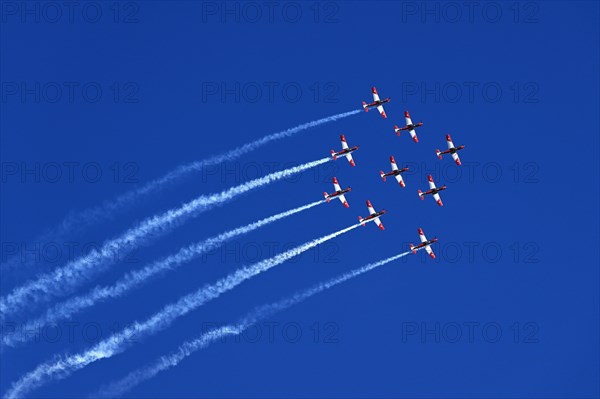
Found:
[0,158,330,321]
[3,224,359,399]
[3,200,326,349]
[1,110,361,277]
[94,249,421,398]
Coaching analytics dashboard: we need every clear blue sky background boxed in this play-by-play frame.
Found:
[1,1,599,398]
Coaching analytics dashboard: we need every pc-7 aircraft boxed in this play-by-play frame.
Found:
[358,200,386,230]
[324,177,351,208]
[331,135,358,167]
[410,228,438,259]
[394,111,423,143]
[380,156,409,187]
[418,175,446,206]
[436,134,465,166]
[362,87,389,118]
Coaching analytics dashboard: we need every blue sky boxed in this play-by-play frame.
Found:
[1,1,599,398]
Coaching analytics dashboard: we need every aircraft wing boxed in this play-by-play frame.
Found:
[408,129,418,143]
[428,175,437,190]
[338,194,349,208]
[404,111,413,126]
[367,201,376,215]
[425,245,435,258]
[373,217,384,230]
[394,174,405,187]
[332,177,341,192]
[451,152,461,165]
[446,135,455,149]
[390,156,398,171]
[376,105,387,118]
[372,87,381,102]
[418,228,427,243]
[340,135,349,150]
[433,192,443,206]
[345,153,355,166]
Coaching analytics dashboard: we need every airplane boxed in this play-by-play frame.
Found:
[358,200,386,230]
[380,156,409,187]
[410,228,438,259]
[331,135,358,167]
[436,134,465,166]
[324,177,351,208]
[362,87,390,118]
[394,111,423,143]
[418,175,446,206]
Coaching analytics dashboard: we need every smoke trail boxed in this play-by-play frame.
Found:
[3,200,326,349]
[0,158,330,321]
[94,249,421,398]
[1,110,361,277]
[3,224,359,399]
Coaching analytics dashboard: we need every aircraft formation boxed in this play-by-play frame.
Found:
[327,86,468,258]
[0,85,474,399]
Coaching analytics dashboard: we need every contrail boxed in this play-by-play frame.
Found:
[0,158,331,321]
[1,110,361,278]
[3,199,326,349]
[3,223,359,399]
[94,249,421,398]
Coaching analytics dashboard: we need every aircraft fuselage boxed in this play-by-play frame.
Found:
[367,98,391,107]
[328,188,351,198]
[399,122,423,131]
[444,146,464,154]
[334,146,358,156]
[414,238,438,249]
[384,168,408,177]
[362,210,386,221]
[424,186,446,195]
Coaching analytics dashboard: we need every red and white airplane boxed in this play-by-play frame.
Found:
[418,175,446,206]
[331,135,358,167]
[436,134,465,166]
[324,177,351,208]
[380,156,409,187]
[394,111,423,143]
[358,200,386,230]
[362,87,390,118]
[410,228,438,259]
